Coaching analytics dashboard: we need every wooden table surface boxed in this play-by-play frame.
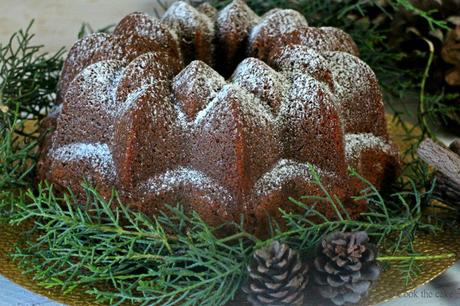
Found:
[0,1,458,305]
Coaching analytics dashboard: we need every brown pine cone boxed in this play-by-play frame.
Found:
[243,241,309,306]
[313,231,381,306]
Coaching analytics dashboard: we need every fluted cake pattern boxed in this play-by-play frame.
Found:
[38,0,399,234]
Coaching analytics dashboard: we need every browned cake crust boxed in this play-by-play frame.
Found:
[38,0,399,235]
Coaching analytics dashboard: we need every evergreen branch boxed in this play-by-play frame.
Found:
[393,0,448,30]
[0,110,38,190]
[396,256,424,286]
[277,166,439,254]
[0,20,64,125]
[0,21,63,191]
[418,38,436,139]
[6,168,451,304]
[9,182,254,306]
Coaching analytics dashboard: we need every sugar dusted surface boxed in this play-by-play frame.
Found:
[63,33,110,72]
[117,84,149,116]
[274,46,327,76]
[345,133,392,160]
[114,12,175,45]
[51,143,116,178]
[254,159,335,197]
[45,0,395,224]
[173,60,226,121]
[249,9,308,42]
[323,51,374,104]
[195,83,275,130]
[282,73,333,115]
[162,1,214,35]
[140,167,234,204]
[66,60,124,117]
[217,0,260,33]
[232,58,288,112]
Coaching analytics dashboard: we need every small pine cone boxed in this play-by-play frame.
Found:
[243,241,309,306]
[313,231,381,306]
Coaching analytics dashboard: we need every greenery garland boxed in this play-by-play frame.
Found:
[0,1,459,305]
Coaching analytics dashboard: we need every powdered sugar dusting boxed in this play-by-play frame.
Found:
[67,60,124,117]
[173,60,226,121]
[117,84,149,116]
[271,45,335,90]
[249,9,308,43]
[51,143,116,178]
[232,57,288,113]
[254,159,334,196]
[320,27,359,56]
[217,0,260,32]
[281,73,334,115]
[345,133,392,160]
[63,33,110,72]
[322,51,373,104]
[162,1,215,37]
[195,83,275,129]
[114,12,174,44]
[140,167,234,204]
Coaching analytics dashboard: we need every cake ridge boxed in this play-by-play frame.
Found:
[162,1,215,65]
[50,143,116,179]
[231,57,288,114]
[345,133,393,160]
[249,8,308,42]
[172,60,226,120]
[139,166,235,205]
[252,159,335,197]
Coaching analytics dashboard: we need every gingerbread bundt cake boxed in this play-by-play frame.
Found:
[38,0,399,233]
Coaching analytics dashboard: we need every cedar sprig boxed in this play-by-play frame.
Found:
[276,166,438,255]
[6,165,446,306]
[0,21,63,191]
[10,182,257,306]
[0,20,63,129]
[0,110,38,190]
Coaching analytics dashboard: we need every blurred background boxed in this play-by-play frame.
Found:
[0,0,156,53]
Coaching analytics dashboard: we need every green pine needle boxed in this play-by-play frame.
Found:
[10,183,254,306]
[5,165,445,305]
[0,20,64,125]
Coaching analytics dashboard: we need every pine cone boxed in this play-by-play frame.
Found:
[313,231,381,306]
[243,241,309,306]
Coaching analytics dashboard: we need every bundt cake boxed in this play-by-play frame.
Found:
[38,0,399,234]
